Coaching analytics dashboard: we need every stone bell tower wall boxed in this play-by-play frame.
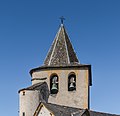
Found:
[31,66,90,109]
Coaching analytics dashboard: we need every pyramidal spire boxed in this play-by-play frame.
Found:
[44,24,79,66]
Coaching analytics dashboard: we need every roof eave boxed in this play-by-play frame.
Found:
[29,64,92,86]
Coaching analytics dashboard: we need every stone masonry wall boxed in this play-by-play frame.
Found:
[19,90,40,116]
[32,68,89,109]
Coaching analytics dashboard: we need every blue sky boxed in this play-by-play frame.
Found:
[0,0,120,115]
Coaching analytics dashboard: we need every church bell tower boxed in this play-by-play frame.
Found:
[30,23,92,109]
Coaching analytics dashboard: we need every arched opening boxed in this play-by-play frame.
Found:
[68,72,76,91]
[50,74,59,94]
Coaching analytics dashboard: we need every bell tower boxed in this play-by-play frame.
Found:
[30,23,92,109]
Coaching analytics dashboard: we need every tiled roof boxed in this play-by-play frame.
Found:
[44,24,79,66]
[44,103,86,116]
[18,82,46,92]
[34,102,120,116]
[34,102,87,116]
[90,110,120,116]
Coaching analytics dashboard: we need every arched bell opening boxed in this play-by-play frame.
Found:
[68,72,76,91]
[50,74,59,94]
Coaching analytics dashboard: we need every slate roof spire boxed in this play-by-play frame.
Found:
[44,24,79,66]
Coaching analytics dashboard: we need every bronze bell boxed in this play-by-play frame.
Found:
[69,82,76,91]
[69,77,76,91]
[51,83,58,90]
[51,83,58,94]
[69,82,74,88]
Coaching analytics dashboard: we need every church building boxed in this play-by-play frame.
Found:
[19,22,119,116]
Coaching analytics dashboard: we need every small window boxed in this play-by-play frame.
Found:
[23,112,25,116]
[68,73,76,91]
[23,91,25,96]
[50,74,59,94]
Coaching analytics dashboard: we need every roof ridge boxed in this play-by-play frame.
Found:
[62,25,70,64]
[90,110,120,116]
[48,25,62,66]
[18,82,46,93]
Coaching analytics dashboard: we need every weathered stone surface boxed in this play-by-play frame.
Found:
[32,67,90,109]
[19,82,49,116]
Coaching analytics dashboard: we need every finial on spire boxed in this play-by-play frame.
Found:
[60,16,65,24]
